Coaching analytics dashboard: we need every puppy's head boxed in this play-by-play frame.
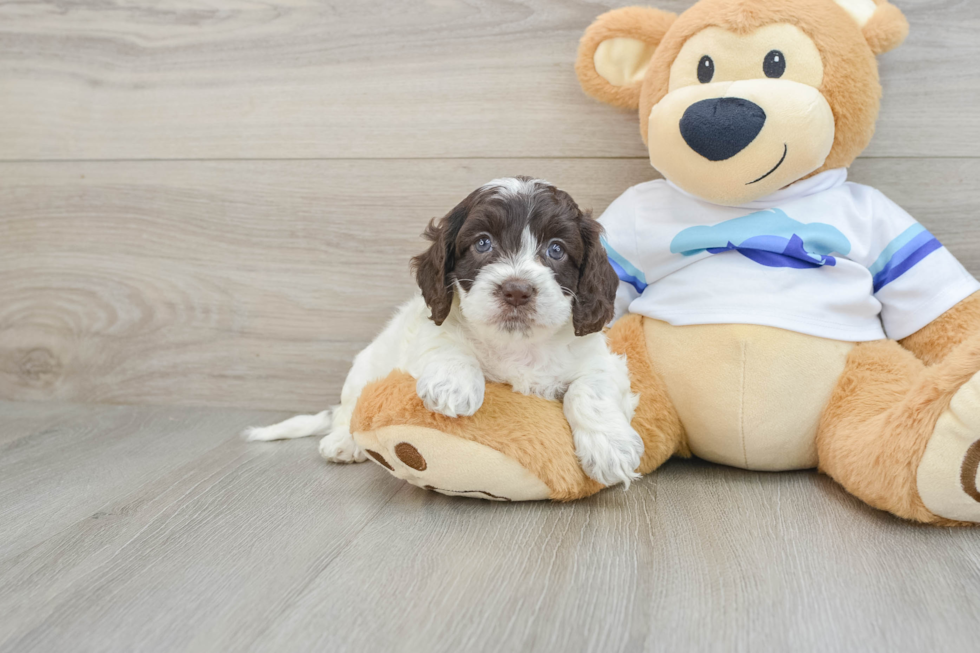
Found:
[412,177,618,338]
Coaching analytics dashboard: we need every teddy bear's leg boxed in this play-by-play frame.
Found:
[816,330,980,525]
[349,314,688,501]
[351,372,610,501]
[900,291,980,365]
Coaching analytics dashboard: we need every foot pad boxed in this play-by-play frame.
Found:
[353,425,552,502]
[918,371,980,522]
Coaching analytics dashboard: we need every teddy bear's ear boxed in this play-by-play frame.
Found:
[575,7,677,110]
[833,0,909,55]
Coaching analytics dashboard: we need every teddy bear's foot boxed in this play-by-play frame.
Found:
[353,425,551,502]
[918,370,980,522]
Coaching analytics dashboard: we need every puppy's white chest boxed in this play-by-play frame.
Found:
[476,344,571,401]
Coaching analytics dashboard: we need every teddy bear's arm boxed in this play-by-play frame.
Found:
[899,292,980,365]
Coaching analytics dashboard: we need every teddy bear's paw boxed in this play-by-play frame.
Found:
[352,425,551,501]
[318,428,368,464]
[573,426,643,489]
[917,370,980,523]
[415,364,485,418]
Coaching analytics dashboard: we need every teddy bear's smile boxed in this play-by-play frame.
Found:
[747,143,788,185]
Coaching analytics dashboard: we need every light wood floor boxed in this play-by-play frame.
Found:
[1,400,979,653]
[2,1,980,650]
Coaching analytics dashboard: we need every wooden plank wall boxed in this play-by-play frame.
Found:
[1,0,979,412]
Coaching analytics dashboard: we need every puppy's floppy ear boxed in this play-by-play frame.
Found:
[573,213,619,337]
[411,195,471,325]
[576,6,676,110]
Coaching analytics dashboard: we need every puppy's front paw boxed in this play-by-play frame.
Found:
[574,426,643,489]
[318,428,367,463]
[416,365,485,418]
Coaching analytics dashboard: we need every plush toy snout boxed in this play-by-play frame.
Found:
[678,97,766,162]
[647,77,836,205]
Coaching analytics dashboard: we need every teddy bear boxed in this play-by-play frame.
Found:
[348,0,980,526]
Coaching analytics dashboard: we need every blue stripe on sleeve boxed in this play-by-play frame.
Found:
[868,224,927,279]
[871,225,943,293]
[601,236,648,294]
[608,257,648,294]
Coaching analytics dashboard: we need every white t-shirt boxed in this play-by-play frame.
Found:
[599,168,980,341]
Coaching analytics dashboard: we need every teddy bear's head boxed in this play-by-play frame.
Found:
[576,0,909,206]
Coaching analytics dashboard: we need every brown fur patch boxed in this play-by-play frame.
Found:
[817,331,980,526]
[412,197,473,326]
[573,216,619,336]
[900,292,980,366]
[863,0,909,55]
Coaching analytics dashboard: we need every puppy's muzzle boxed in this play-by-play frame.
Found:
[498,279,537,307]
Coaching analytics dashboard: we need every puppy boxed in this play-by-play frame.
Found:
[246,177,644,487]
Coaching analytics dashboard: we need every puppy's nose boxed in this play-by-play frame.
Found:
[680,97,767,162]
[500,280,535,307]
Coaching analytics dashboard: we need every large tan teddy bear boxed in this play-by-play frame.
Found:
[350,0,980,526]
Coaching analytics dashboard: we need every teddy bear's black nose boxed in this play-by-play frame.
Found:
[680,98,767,162]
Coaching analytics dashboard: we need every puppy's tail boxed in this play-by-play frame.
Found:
[242,408,335,442]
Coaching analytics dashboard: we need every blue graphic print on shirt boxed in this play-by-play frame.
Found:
[670,209,852,270]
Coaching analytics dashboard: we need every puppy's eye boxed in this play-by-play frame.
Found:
[764,50,786,78]
[475,236,492,253]
[547,242,565,260]
[697,55,714,84]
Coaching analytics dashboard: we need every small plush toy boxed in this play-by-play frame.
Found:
[351,0,980,525]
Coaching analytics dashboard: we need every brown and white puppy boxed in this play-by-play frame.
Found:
[246,177,644,488]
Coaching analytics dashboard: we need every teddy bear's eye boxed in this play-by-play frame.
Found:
[697,55,714,84]
[764,50,786,78]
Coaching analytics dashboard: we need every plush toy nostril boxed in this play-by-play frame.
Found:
[679,97,767,162]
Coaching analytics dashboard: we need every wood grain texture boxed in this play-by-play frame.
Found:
[0,0,977,160]
[0,402,403,653]
[0,401,977,653]
[0,401,84,447]
[0,401,290,560]
[2,157,979,410]
[0,158,655,410]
